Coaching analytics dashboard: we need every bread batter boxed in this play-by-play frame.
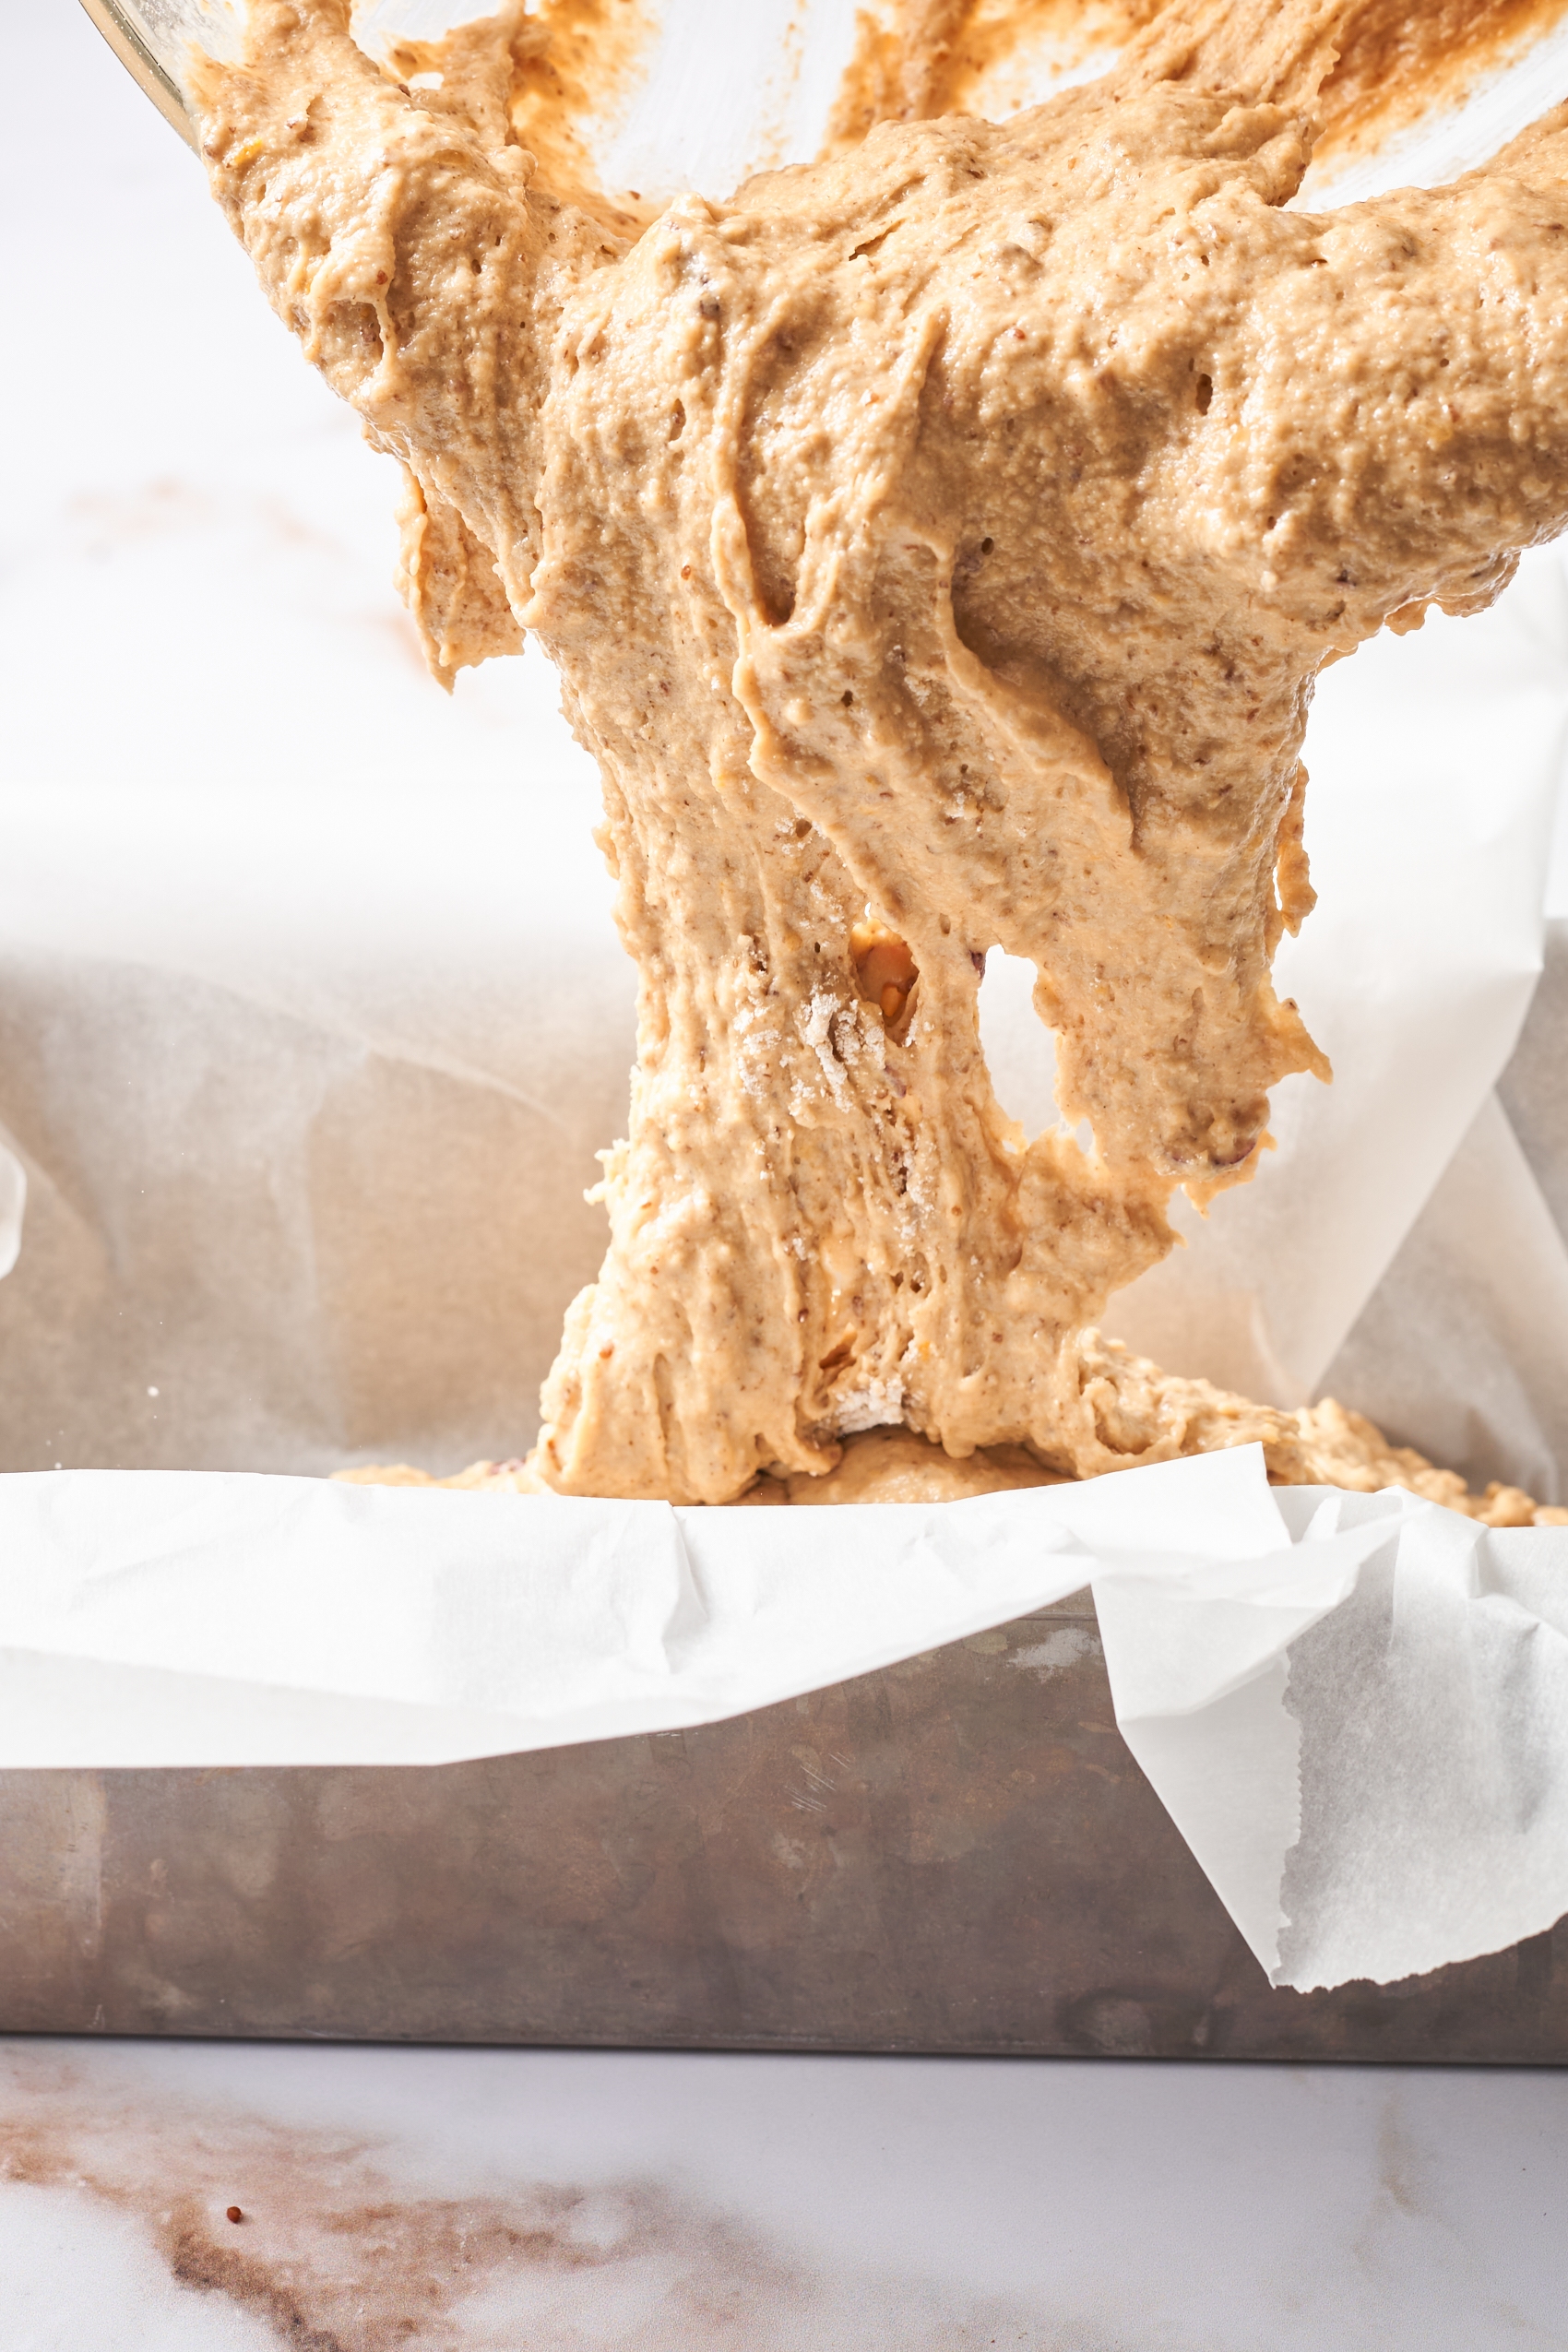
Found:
[192,0,1568,1519]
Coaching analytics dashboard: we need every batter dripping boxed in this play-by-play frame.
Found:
[191,0,1568,1520]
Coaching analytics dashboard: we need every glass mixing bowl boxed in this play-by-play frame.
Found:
[73,0,871,197]
[77,0,1568,210]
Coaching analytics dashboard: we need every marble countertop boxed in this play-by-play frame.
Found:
[0,2037,1563,2348]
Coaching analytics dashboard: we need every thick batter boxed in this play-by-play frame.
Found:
[193,0,1568,1518]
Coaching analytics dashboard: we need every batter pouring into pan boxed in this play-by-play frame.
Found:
[190,0,1568,1514]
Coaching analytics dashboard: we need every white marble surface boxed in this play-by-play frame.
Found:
[0,2037,1562,2348]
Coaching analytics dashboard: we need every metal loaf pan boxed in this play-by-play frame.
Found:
[0,1589,1561,2060]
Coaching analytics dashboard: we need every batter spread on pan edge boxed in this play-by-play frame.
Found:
[193,0,1568,1521]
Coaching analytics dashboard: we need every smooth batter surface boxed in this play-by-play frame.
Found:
[193,0,1568,1519]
